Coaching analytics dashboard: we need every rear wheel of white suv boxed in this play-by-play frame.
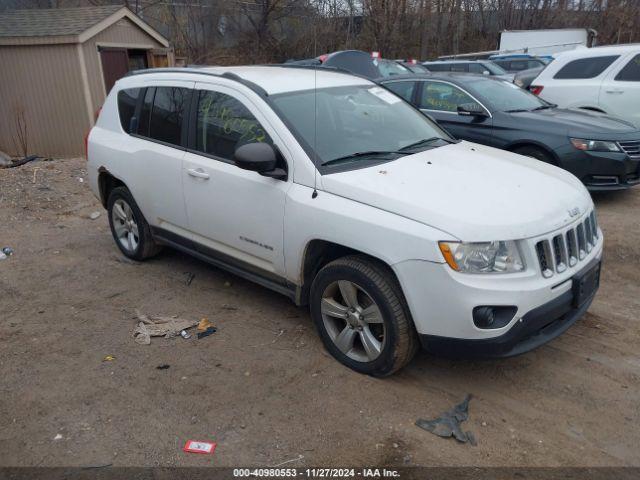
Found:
[310,255,418,376]
[107,186,162,261]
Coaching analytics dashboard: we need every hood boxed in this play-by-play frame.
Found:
[320,141,592,241]
[505,108,638,138]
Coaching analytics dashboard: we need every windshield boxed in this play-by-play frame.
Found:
[271,85,451,167]
[482,62,508,75]
[465,77,548,112]
[377,59,411,78]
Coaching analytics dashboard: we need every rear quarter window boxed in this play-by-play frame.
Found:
[553,55,620,79]
[615,54,640,81]
[117,88,140,133]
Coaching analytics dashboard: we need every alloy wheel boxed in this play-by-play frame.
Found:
[320,280,386,362]
[111,198,139,253]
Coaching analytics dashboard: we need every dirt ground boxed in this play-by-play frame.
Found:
[0,157,639,468]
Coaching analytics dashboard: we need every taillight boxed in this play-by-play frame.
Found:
[530,85,544,95]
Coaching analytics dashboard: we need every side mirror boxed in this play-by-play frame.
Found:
[234,143,287,180]
[457,103,488,118]
[482,70,490,75]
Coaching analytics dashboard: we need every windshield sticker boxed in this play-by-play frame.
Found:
[368,87,401,105]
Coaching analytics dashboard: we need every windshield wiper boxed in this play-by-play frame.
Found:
[399,137,453,151]
[322,150,405,166]
[504,108,529,113]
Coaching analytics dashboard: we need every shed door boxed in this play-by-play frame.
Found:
[100,48,129,94]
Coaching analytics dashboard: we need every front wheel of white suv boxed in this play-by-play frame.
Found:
[107,186,162,261]
[310,255,419,376]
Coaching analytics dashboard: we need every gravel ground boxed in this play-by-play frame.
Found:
[0,157,639,467]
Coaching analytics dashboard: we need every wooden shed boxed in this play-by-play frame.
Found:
[0,5,173,157]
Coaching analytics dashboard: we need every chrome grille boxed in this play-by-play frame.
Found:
[535,210,599,278]
[618,140,640,158]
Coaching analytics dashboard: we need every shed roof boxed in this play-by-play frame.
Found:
[0,5,122,37]
[0,5,169,47]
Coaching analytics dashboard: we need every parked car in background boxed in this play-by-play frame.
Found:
[88,66,602,375]
[288,50,417,80]
[396,60,431,74]
[514,65,546,90]
[530,44,640,128]
[381,73,640,190]
[489,54,551,72]
[422,60,515,81]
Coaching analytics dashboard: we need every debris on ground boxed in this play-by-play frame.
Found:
[184,272,195,286]
[156,364,170,370]
[415,394,476,445]
[102,355,116,362]
[89,211,101,220]
[180,329,191,339]
[197,326,217,339]
[0,150,11,167]
[132,310,199,345]
[0,252,6,261]
[2,155,40,169]
[183,440,217,455]
[197,318,213,331]
[53,433,63,441]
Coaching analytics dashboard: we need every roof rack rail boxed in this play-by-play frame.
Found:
[124,67,268,97]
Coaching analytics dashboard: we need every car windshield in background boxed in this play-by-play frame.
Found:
[377,59,411,77]
[271,85,451,168]
[465,77,549,112]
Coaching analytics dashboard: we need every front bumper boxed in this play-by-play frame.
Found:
[419,271,596,358]
[555,146,640,191]
[392,225,603,358]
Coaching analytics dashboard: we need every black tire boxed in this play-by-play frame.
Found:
[310,255,418,377]
[107,186,162,261]
[514,145,554,164]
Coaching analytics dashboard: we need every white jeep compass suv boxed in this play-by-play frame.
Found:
[87,66,603,376]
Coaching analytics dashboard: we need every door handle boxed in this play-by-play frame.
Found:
[605,90,624,94]
[187,168,210,179]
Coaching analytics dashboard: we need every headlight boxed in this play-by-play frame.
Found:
[570,138,620,152]
[439,241,525,274]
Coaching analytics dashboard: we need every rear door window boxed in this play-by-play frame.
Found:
[195,90,273,161]
[384,81,417,103]
[426,63,450,72]
[137,87,154,137]
[148,87,189,146]
[615,54,640,81]
[468,63,488,74]
[553,55,620,79]
[117,88,140,133]
[450,63,468,72]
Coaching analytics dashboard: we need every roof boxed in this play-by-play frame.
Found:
[119,65,374,95]
[554,43,640,60]
[0,5,121,37]
[0,5,169,47]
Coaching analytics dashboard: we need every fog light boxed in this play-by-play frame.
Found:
[473,306,517,329]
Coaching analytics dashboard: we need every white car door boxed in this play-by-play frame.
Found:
[599,52,640,128]
[182,82,290,281]
[127,81,194,236]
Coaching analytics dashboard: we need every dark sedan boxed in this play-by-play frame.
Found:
[380,73,640,190]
